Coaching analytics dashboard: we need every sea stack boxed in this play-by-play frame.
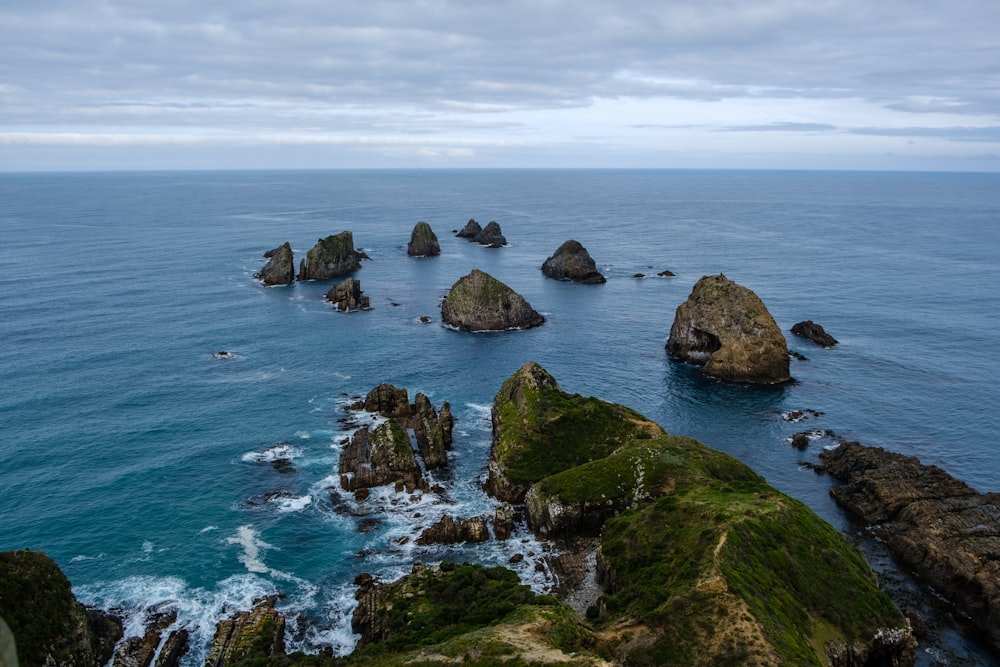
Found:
[440,269,543,332]
[456,219,482,238]
[666,274,791,384]
[540,240,606,284]
[255,242,295,285]
[472,221,507,247]
[407,221,441,257]
[325,278,370,311]
[297,231,362,281]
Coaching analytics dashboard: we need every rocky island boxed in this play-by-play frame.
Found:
[406,221,441,257]
[255,242,295,286]
[297,232,363,281]
[440,269,544,332]
[666,274,791,384]
[325,278,370,311]
[540,240,606,284]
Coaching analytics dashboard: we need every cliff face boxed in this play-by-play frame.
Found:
[297,231,362,281]
[666,274,791,384]
[540,239,606,284]
[440,269,544,332]
[255,242,295,286]
[407,220,441,257]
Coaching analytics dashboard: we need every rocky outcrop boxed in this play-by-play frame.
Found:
[297,231,362,281]
[493,503,515,540]
[205,596,285,667]
[112,607,187,667]
[0,549,123,667]
[362,382,412,420]
[415,514,490,545]
[254,242,294,285]
[666,274,791,384]
[441,269,544,332]
[339,420,425,493]
[325,278,370,311]
[455,219,482,238]
[792,319,838,347]
[819,441,1000,653]
[472,220,507,247]
[407,220,441,257]
[540,240,606,284]
[359,383,452,469]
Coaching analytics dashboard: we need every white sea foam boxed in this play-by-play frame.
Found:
[70,553,105,562]
[274,495,312,513]
[241,443,303,464]
[198,526,218,534]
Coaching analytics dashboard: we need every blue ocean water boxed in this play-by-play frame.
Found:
[1,169,998,664]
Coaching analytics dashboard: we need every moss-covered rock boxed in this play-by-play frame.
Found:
[297,232,362,281]
[338,419,424,493]
[441,270,543,332]
[206,596,286,667]
[407,221,441,257]
[666,274,791,384]
[255,242,295,286]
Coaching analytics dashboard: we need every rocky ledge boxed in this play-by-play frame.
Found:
[666,273,791,384]
[255,242,295,286]
[541,239,606,284]
[407,220,441,257]
[819,440,1000,653]
[440,269,544,332]
[297,231,363,281]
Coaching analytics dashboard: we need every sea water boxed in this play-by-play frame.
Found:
[1,169,998,664]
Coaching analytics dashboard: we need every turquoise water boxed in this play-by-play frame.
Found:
[1,169,998,663]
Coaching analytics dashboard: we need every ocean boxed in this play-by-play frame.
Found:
[1,169,998,665]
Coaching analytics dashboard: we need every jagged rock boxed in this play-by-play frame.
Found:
[826,628,917,667]
[819,441,1000,654]
[325,278,370,311]
[297,231,362,281]
[792,320,838,347]
[363,383,412,420]
[411,393,450,468]
[415,514,490,545]
[339,420,424,493]
[666,274,791,384]
[441,269,544,332]
[791,432,810,450]
[541,240,606,284]
[255,242,295,285]
[0,549,123,667]
[154,629,188,667]
[493,503,515,540]
[112,608,178,667]
[472,220,507,247]
[455,219,482,238]
[407,221,441,257]
[205,596,285,667]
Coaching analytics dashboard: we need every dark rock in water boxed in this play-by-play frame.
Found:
[255,242,295,285]
[666,274,791,384]
[791,350,809,361]
[657,268,676,277]
[325,278,371,311]
[792,320,839,347]
[206,596,286,667]
[297,231,362,281]
[213,351,232,359]
[473,220,507,247]
[790,432,810,450]
[441,269,544,332]
[419,316,431,323]
[338,420,424,493]
[818,441,1000,654]
[541,240,606,284]
[415,514,490,545]
[633,273,645,279]
[271,458,294,474]
[455,219,482,238]
[407,220,441,257]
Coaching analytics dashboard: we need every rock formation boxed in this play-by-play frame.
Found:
[358,383,452,470]
[472,220,507,247]
[324,278,370,311]
[455,218,482,238]
[415,514,490,545]
[407,220,441,257]
[112,607,188,667]
[540,240,606,284]
[254,242,294,286]
[297,231,362,281]
[338,420,425,493]
[819,441,1000,653]
[666,274,791,384]
[441,269,544,332]
[205,596,285,667]
[792,319,838,347]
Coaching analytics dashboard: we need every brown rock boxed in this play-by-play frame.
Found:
[407,220,441,257]
[792,320,838,347]
[455,219,482,238]
[205,596,285,667]
[541,240,606,284]
[441,269,544,332]
[415,514,490,545]
[338,420,423,493]
[325,278,370,311]
[297,231,362,281]
[255,242,295,286]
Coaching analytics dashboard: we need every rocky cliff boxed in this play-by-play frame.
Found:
[255,242,295,286]
[666,274,791,384]
[440,269,544,332]
[540,239,606,284]
[819,441,1000,654]
[297,231,362,281]
[407,220,441,257]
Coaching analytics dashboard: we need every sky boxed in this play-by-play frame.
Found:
[1,0,998,171]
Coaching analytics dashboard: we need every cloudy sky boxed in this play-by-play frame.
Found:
[1,0,998,171]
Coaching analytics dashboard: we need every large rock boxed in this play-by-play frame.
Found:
[325,278,370,311]
[359,383,452,469]
[415,514,490,545]
[472,220,507,247]
[205,596,285,667]
[254,242,294,285]
[819,441,1000,653]
[441,269,544,332]
[541,240,606,284]
[0,549,123,667]
[791,319,838,347]
[339,419,424,493]
[297,231,362,281]
[666,274,791,384]
[455,219,482,238]
[407,220,441,257]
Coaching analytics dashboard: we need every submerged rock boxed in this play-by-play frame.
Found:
[472,220,507,247]
[441,269,543,332]
[792,319,839,347]
[455,218,482,238]
[407,220,441,257]
[541,240,606,284]
[297,231,362,281]
[666,274,791,384]
[254,242,294,285]
[325,278,370,311]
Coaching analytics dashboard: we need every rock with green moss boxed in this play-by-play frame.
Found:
[297,231,362,281]
[339,419,424,494]
[359,383,452,469]
[441,269,544,332]
[666,274,791,384]
[0,549,122,667]
[206,596,285,667]
[255,242,295,285]
[486,362,664,504]
[407,220,441,257]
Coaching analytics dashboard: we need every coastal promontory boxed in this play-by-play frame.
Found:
[541,239,606,284]
[440,269,544,332]
[297,231,362,281]
[406,220,441,257]
[666,274,791,384]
